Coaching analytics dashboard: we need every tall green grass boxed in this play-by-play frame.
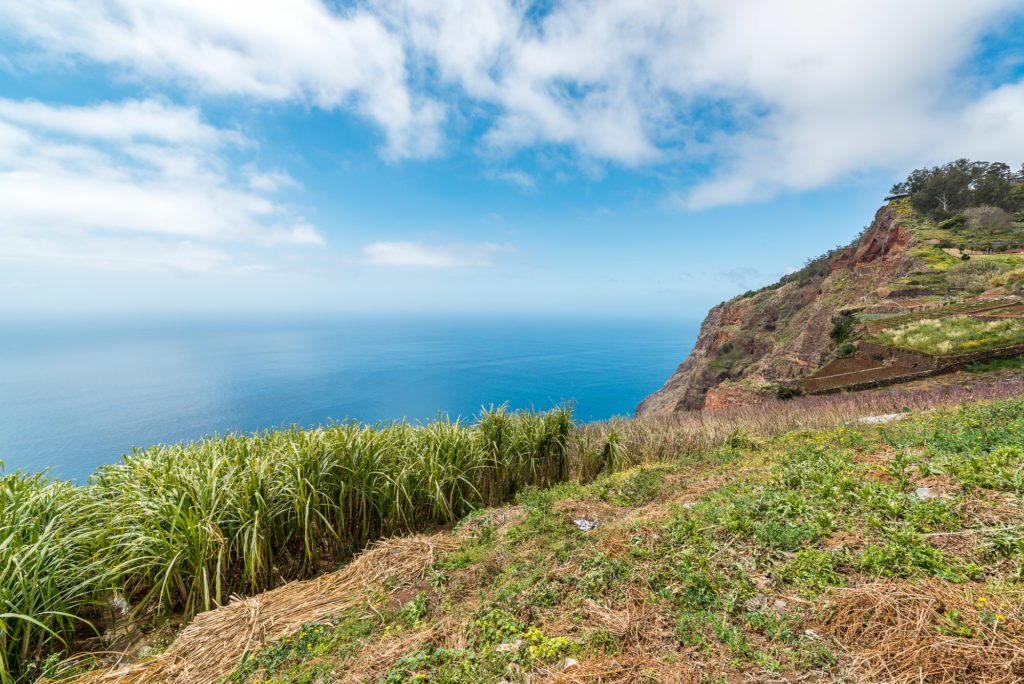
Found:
[1,407,573,681]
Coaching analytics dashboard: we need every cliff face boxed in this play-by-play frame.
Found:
[637,205,916,417]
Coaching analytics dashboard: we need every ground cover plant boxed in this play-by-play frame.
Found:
[990,266,1024,291]
[944,259,1014,294]
[871,316,1024,355]
[858,300,1017,335]
[197,396,1024,684]
[27,377,1024,683]
[967,355,1024,374]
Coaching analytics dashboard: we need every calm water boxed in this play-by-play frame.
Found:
[0,315,695,482]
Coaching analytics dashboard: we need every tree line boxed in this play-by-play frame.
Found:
[890,159,1024,219]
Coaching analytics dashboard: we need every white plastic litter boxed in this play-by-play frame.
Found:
[854,413,906,425]
[914,486,937,500]
[573,518,600,532]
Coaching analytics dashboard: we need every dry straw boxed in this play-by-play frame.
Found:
[61,534,457,684]
[820,579,1024,683]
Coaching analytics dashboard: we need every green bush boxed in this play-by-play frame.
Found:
[0,407,579,679]
[830,312,856,344]
[965,205,1013,234]
[945,259,1012,293]
[774,385,801,400]
[989,266,1024,291]
[938,214,966,230]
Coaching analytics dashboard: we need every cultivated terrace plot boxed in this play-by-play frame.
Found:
[53,398,1024,684]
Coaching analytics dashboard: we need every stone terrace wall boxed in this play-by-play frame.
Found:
[805,342,1024,395]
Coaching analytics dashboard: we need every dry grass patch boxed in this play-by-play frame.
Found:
[338,625,441,683]
[57,534,457,684]
[535,656,698,683]
[819,580,1024,683]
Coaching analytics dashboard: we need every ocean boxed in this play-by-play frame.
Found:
[0,314,695,482]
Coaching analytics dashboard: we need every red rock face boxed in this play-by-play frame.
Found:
[854,220,911,265]
[636,205,919,417]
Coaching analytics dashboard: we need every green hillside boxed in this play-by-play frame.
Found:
[223,397,1024,683]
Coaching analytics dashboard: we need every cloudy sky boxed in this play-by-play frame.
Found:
[1,1,1023,317]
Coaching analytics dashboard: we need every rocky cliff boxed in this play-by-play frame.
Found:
[637,205,917,417]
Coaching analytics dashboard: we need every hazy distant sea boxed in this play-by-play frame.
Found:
[0,315,695,482]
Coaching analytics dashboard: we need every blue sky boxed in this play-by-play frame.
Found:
[1,1,1023,318]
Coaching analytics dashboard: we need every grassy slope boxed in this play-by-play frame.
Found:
[224,399,1024,684]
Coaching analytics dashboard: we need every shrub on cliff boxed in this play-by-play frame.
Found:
[964,205,1013,234]
[938,214,966,230]
[945,259,1012,293]
[989,266,1024,291]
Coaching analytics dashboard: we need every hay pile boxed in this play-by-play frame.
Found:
[65,534,458,684]
[820,580,1024,683]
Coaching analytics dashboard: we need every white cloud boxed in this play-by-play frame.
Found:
[491,169,535,189]
[3,1,1024,205]
[379,0,1024,198]
[246,168,300,193]
[1,233,252,275]
[361,241,516,268]
[0,98,227,145]
[0,98,324,274]
[721,266,765,289]
[0,0,443,159]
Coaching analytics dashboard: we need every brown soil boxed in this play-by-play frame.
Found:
[803,363,917,392]
[811,357,883,377]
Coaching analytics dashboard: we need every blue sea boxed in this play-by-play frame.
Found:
[0,315,695,482]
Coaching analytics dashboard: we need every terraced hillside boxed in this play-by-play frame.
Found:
[639,189,1024,416]
[803,299,1024,394]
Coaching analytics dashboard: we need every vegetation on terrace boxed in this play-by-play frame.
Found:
[967,355,1024,374]
[17,378,1024,682]
[163,394,1024,683]
[871,316,1024,356]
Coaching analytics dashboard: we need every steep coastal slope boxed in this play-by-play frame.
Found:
[638,204,917,416]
